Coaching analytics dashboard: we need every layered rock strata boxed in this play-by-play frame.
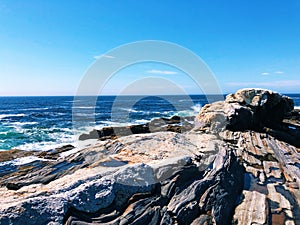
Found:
[0,88,299,225]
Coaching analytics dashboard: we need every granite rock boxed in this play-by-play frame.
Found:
[195,88,294,132]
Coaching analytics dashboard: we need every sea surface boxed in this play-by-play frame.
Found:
[0,94,299,152]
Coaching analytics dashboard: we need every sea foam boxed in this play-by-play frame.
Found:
[0,114,25,120]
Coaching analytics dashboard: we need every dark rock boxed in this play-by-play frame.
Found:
[6,182,21,190]
[0,149,35,163]
[195,88,295,133]
[78,116,194,141]
[37,144,75,160]
[225,88,294,131]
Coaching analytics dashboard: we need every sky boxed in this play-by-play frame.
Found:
[0,0,300,96]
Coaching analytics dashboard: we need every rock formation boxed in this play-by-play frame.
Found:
[78,115,195,141]
[195,88,294,132]
[0,88,299,225]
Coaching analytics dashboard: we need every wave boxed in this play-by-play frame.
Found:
[10,122,38,126]
[172,105,201,117]
[100,121,134,127]
[174,110,196,117]
[65,100,82,103]
[191,103,201,112]
[72,106,95,109]
[120,108,143,113]
[8,126,76,151]
[0,156,49,167]
[179,99,193,102]
[295,106,300,110]
[72,112,95,117]
[119,108,165,115]
[1,122,38,133]
[0,114,25,120]
[9,122,38,133]
[134,119,150,124]
[17,138,75,152]
[21,108,49,111]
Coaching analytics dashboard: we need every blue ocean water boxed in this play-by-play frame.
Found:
[0,94,299,151]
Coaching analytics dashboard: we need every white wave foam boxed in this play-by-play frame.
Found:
[2,121,38,133]
[170,104,201,117]
[0,156,49,167]
[120,108,143,113]
[191,104,201,112]
[141,111,161,115]
[174,110,196,117]
[17,140,75,151]
[72,106,94,109]
[57,127,73,133]
[21,108,49,111]
[294,106,300,110]
[15,129,76,151]
[11,122,38,126]
[0,114,25,120]
[48,132,75,141]
[101,121,133,127]
[135,119,150,124]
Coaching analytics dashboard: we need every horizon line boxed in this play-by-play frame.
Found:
[0,92,300,97]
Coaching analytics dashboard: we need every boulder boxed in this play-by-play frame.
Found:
[194,101,227,133]
[225,88,294,130]
[195,88,294,132]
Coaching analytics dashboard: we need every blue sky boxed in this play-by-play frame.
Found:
[0,0,300,95]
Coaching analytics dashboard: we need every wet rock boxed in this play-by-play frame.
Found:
[78,116,194,140]
[0,149,34,163]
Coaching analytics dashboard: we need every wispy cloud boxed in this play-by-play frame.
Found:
[275,71,284,74]
[93,54,115,59]
[261,71,284,75]
[147,69,177,75]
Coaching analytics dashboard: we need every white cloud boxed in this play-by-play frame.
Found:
[146,69,177,75]
[275,71,284,74]
[261,71,284,75]
[261,72,270,75]
[93,54,115,59]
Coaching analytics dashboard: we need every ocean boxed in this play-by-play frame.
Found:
[0,94,299,152]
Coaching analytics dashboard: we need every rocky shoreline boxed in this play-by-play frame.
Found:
[0,88,300,225]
